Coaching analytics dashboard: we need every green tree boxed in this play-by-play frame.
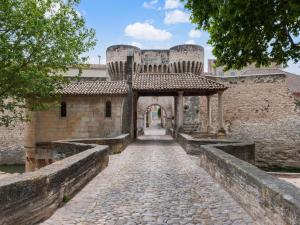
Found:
[0,0,96,126]
[184,0,300,70]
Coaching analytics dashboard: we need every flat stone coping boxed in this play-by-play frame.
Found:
[179,133,237,143]
[57,133,130,143]
[0,145,108,185]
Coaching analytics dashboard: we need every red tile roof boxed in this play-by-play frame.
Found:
[60,81,128,95]
[133,73,227,92]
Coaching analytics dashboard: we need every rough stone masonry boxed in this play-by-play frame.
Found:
[201,74,300,168]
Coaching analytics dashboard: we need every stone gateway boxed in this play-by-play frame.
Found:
[0,44,299,171]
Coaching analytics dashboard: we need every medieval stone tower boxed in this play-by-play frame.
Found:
[106,44,204,78]
[106,44,205,133]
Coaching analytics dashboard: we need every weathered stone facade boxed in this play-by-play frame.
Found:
[35,95,125,142]
[200,74,300,168]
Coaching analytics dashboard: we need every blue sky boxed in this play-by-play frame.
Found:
[77,0,299,74]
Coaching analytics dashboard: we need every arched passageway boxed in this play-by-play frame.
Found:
[143,104,167,135]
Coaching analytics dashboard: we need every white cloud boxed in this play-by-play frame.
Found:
[131,41,143,48]
[164,10,190,24]
[143,0,159,9]
[125,22,172,41]
[185,40,196,44]
[189,29,202,38]
[164,0,181,9]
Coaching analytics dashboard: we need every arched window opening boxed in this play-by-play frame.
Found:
[105,101,112,118]
[61,102,67,117]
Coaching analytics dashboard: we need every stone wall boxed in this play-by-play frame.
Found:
[35,95,125,142]
[198,145,300,225]
[177,133,300,225]
[0,145,25,165]
[0,143,109,225]
[66,133,131,154]
[177,133,255,164]
[35,134,130,169]
[0,122,25,165]
[65,66,108,79]
[183,96,201,132]
[201,74,300,168]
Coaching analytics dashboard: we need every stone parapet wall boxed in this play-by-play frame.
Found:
[66,133,131,154]
[177,133,255,164]
[202,74,300,168]
[35,134,130,169]
[177,133,300,225]
[200,145,300,225]
[0,144,109,225]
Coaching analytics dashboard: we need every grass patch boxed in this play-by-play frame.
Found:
[259,166,300,173]
[63,195,70,203]
[0,164,25,173]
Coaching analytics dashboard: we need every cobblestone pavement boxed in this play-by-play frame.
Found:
[41,135,255,225]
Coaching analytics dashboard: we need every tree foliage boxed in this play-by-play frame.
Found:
[184,0,300,70]
[0,0,96,126]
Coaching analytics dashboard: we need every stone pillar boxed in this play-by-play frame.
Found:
[145,110,149,128]
[178,91,184,130]
[25,111,37,172]
[218,91,225,134]
[125,54,135,139]
[174,96,177,130]
[207,95,212,133]
[132,93,138,138]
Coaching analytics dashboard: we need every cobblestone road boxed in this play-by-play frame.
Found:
[41,135,255,225]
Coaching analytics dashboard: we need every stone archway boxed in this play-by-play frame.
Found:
[142,104,167,135]
[136,96,174,136]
